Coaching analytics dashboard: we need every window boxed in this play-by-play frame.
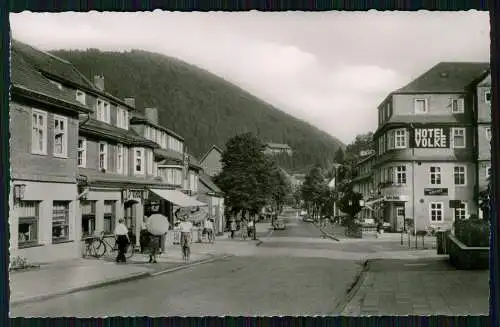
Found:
[81,200,96,237]
[145,126,151,139]
[486,127,492,142]
[49,80,63,90]
[429,202,444,222]
[96,99,110,123]
[77,137,86,167]
[394,129,406,149]
[454,166,466,186]
[387,167,394,183]
[147,149,154,175]
[117,107,123,128]
[99,142,108,170]
[53,115,68,157]
[52,201,70,243]
[104,201,116,234]
[451,98,464,113]
[18,201,39,247]
[151,129,157,144]
[31,109,48,155]
[76,90,86,105]
[485,90,491,104]
[414,99,428,114]
[430,166,441,185]
[486,166,492,179]
[454,201,468,221]
[134,148,145,174]
[116,144,124,174]
[451,128,466,148]
[395,165,407,185]
[123,110,129,130]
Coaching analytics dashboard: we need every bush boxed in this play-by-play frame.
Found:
[454,216,490,247]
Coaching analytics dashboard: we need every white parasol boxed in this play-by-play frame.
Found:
[146,213,170,236]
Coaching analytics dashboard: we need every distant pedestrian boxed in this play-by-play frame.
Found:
[204,217,215,243]
[230,219,237,239]
[247,219,255,238]
[114,219,130,263]
[376,220,383,238]
[179,219,194,261]
[240,219,248,240]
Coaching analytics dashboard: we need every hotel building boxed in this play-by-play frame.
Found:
[371,62,490,232]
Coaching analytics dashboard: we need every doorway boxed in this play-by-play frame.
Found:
[124,200,137,244]
[396,206,405,232]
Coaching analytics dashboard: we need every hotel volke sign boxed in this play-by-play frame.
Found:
[410,127,450,149]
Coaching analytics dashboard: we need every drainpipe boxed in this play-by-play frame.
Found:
[79,112,91,127]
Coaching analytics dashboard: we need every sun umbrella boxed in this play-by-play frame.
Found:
[146,213,170,236]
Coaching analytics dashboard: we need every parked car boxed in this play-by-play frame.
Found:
[302,216,314,223]
[273,219,286,230]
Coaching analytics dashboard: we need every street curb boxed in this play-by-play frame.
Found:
[10,271,150,306]
[11,255,231,306]
[314,223,341,242]
[331,259,370,314]
[149,254,232,277]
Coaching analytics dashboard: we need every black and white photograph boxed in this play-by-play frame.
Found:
[8,10,491,317]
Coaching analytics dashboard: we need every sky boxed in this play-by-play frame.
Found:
[9,11,490,144]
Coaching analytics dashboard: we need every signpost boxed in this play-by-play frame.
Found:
[410,127,450,148]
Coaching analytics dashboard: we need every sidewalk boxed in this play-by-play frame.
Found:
[340,258,489,315]
[10,239,236,306]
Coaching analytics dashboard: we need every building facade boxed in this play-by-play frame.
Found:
[200,145,223,177]
[351,154,376,223]
[264,143,293,156]
[10,42,93,263]
[372,62,490,232]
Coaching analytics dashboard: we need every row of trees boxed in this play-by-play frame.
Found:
[214,133,292,238]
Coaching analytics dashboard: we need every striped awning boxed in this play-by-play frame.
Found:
[150,189,207,208]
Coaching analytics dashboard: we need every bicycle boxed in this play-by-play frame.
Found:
[87,231,135,259]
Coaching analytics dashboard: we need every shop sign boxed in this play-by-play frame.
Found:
[410,127,450,148]
[122,189,146,202]
[424,188,448,196]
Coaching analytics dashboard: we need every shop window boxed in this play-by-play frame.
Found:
[454,166,467,186]
[104,200,116,234]
[454,202,468,221]
[18,201,40,248]
[52,201,70,243]
[429,166,441,185]
[429,202,443,222]
[81,200,96,237]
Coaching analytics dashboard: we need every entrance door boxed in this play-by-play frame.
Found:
[396,206,405,232]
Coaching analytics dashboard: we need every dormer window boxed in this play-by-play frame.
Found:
[96,99,111,124]
[76,90,86,105]
[485,90,491,104]
[451,98,464,113]
[414,98,428,114]
[49,80,63,90]
[116,107,129,130]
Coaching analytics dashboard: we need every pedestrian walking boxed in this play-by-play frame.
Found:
[114,219,130,263]
[247,219,255,238]
[204,217,215,243]
[230,219,237,239]
[240,218,248,240]
[179,218,193,261]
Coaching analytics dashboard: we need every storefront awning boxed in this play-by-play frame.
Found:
[150,189,208,207]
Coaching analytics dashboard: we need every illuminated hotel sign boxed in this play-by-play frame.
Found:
[410,127,450,148]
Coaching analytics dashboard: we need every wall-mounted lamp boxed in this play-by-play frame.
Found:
[13,184,27,201]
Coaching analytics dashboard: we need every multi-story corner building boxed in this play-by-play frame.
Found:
[10,42,93,262]
[372,62,490,232]
[473,72,492,218]
[264,142,293,156]
[200,145,223,177]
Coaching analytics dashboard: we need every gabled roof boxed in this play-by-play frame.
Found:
[12,40,94,90]
[395,62,490,94]
[79,117,159,148]
[200,145,223,163]
[12,40,136,111]
[11,46,92,113]
[130,111,184,141]
[199,171,223,194]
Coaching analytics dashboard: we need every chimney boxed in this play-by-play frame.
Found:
[124,97,136,108]
[93,74,105,91]
[144,107,159,125]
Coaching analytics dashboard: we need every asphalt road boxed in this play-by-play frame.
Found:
[11,211,364,317]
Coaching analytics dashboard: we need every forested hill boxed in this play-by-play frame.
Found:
[51,48,344,171]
